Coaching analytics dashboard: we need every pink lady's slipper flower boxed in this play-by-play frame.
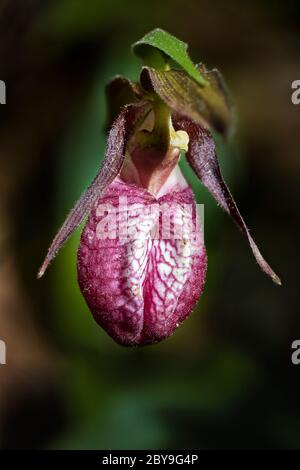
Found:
[38,29,281,346]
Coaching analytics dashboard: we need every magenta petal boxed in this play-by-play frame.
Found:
[77,179,206,346]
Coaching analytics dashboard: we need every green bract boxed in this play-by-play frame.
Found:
[131,28,233,137]
[132,28,207,85]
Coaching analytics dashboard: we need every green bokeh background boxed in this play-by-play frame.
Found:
[0,0,299,449]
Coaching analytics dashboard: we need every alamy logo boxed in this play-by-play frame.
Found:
[291,340,300,365]
[291,80,300,105]
[0,80,6,104]
[94,198,204,242]
[0,340,6,365]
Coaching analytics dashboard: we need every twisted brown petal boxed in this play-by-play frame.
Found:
[141,66,233,137]
[173,115,281,285]
[38,102,150,278]
[105,76,144,132]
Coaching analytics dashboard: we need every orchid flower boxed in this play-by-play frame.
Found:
[38,29,281,346]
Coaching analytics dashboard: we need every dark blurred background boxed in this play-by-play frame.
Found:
[0,0,299,450]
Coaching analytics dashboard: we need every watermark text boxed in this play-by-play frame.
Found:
[0,80,6,104]
[291,340,300,365]
[0,340,6,365]
[291,80,300,105]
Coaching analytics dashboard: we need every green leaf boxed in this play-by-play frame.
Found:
[132,28,207,86]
